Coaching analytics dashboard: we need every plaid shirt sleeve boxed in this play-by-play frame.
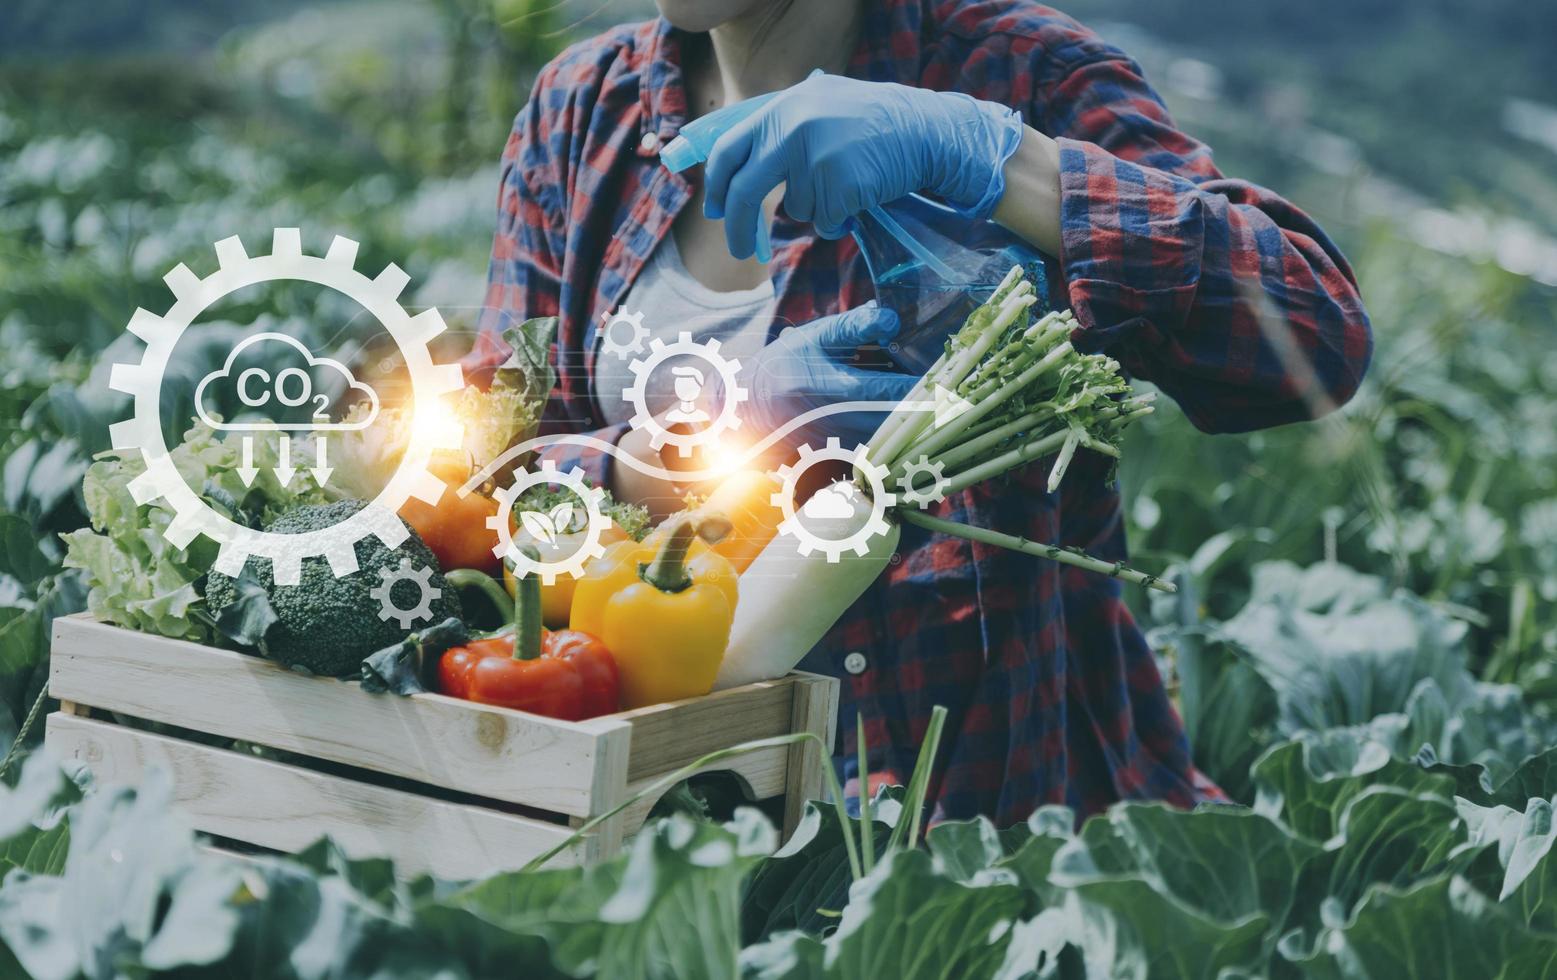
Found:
[1036,47,1373,433]
[466,77,629,487]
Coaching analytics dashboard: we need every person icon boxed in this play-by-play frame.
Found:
[664,364,712,425]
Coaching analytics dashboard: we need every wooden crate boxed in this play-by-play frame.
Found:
[44,614,838,880]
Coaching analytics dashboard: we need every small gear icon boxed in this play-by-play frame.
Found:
[773,438,895,562]
[598,307,649,358]
[897,455,948,508]
[108,229,464,586]
[624,332,748,457]
[370,557,437,629]
[487,460,611,585]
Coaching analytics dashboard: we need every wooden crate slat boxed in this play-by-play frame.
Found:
[47,713,589,879]
[50,615,625,817]
[784,673,840,837]
[49,616,841,870]
[613,742,792,837]
[617,676,796,782]
[580,716,631,857]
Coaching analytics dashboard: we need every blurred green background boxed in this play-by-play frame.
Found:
[2,0,1555,750]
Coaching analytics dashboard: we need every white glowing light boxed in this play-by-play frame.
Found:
[409,396,464,450]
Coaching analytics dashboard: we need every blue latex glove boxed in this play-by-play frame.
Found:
[703,73,1024,260]
[723,304,917,457]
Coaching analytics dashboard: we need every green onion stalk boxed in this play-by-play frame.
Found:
[857,266,1173,593]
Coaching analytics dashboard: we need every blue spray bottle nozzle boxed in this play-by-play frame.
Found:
[657,135,703,174]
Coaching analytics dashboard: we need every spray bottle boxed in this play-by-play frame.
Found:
[659,90,784,264]
[660,80,1049,373]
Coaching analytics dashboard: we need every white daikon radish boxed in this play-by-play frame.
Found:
[715,491,900,689]
[711,266,1174,689]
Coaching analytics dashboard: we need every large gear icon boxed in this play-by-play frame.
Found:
[772,438,895,563]
[370,557,437,629]
[108,229,464,586]
[896,455,948,508]
[598,307,649,358]
[624,332,748,457]
[487,460,611,585]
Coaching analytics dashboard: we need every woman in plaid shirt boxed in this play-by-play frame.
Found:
[467,0,1372,824]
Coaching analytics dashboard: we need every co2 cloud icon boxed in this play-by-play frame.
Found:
[194,332,380,432]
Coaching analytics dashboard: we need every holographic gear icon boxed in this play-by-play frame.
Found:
[624,331,748,457]
[371,557,437,629]
[108,229,465,586]
[598,307,649,358]
[487,460,611,585]
[897,454,948,508]
[772,438,896,563]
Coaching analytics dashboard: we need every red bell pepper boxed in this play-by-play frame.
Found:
[440,564,619,720]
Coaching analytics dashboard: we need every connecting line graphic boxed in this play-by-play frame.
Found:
[457,388,972,497]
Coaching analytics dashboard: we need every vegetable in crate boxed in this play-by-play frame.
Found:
[204,499,461,676]
[62,420,329,644]
[438,564,619,720]
[502,482,647,628]
[718,267,1168,689]
[695,469,786,573]
[397,451,502,575]
[571,514,738,708]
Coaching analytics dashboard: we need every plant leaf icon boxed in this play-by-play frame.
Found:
[520,509,558,545]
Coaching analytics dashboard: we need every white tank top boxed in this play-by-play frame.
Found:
[591,234,778,426]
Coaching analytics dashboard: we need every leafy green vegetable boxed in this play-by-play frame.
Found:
[1286,875,1557,979]
[494,316,558,409]
[0,514,53,587]
[516,482,652,543]
[60,420,326,644]
[208,566,279,652]
[865,271,1169,590]
[741,795,896,943]
[360,616,470,695]
[823,848,1030,979]
[1162,559,1557,804]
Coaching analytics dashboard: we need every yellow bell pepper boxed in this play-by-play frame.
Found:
[570,514,738,708]
[505,518,630,628]
[696,469,785,573]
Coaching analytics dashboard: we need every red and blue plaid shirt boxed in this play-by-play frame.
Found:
[468,1,1371,825]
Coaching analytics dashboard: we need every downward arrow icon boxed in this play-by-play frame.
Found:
[310,437,333,487]
[237,436,259,487]
[275,434,296,488]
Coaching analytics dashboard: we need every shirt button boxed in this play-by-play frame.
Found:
[843,652,867,675]
[639,131,660,152]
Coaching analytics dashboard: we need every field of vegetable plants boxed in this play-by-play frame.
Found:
[5,4,1557,978]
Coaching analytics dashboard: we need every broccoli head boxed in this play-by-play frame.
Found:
[205,499,463,676]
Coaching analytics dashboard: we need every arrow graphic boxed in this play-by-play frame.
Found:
[310,437,333,487]
[237,436,259,487]
[275,434,296,488]
[930,384,974,428]
[462,389,981,492]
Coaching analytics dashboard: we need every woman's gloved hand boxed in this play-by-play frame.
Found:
[720,304,917,457]
[703,73,1024,259]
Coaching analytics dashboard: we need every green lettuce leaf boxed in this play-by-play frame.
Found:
[822,848,1030,980]
[1282,875,1557,979]
[1046,802,1318,979]
[60,419,326,643]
